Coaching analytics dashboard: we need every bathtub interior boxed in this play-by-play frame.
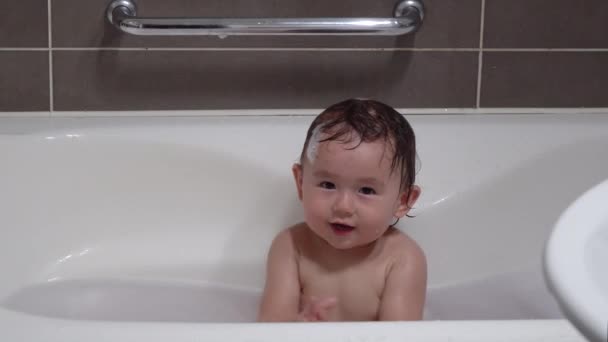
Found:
[1,114,608,324]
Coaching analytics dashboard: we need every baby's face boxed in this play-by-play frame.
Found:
[293,136,417,250]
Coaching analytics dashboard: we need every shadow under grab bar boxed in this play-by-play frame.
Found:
[106,0,424,36]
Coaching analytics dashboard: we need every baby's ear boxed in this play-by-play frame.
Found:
[395,185,421,218]
[292,163,304,200]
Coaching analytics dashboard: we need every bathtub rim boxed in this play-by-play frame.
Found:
[1,107,608,119]
[0,308,586,342]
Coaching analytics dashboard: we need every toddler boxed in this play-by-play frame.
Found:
[258,99,426,322]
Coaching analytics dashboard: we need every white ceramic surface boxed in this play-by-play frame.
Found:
[545,178,608,342]
[1,113,603,341]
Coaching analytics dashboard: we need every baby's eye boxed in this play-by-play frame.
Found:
[359,187,377,195]
[319,181,336,190]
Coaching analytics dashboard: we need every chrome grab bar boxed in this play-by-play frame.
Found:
[106,0,424,36]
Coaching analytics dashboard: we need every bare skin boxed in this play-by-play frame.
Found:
[259,223,426,321]
[258,135,427,322]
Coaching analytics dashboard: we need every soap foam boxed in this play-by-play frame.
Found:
[306,124,324,163]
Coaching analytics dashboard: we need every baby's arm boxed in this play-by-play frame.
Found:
[378,242,427,321]
[257,229,301,321]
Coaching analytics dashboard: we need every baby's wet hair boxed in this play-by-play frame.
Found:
[299,98,417,194]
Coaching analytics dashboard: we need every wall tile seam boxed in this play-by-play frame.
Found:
[4,48,608,52]
[475,0,486,108]
[48,0,54,113]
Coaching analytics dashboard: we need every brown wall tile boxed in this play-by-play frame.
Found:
[481,52,608,107]
[485,0,608,48]
[0,0,48,47]
[0,52,49,111]
[52,0,480,48]
[53,50,477,110]
[4,0,608,112]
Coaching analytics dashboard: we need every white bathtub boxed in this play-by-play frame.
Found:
[1,112,601,341]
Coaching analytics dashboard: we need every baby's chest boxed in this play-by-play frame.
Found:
[299,262,386,321]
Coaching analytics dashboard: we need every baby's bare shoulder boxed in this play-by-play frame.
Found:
[271,223,310,254]
[286,222,310,236]
[381,228,426,266]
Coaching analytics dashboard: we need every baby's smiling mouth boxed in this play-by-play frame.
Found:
[330,222,355,234]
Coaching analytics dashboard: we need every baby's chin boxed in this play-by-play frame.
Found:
[305,222,387,250]
[319,232,383,250]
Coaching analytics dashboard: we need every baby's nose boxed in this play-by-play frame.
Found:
[332,191,354,216]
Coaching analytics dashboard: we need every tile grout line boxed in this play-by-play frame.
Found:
[47,0,54,114]
[476,0,486,109]
[4,47,608,52]
[0,48,49,51]
[50,47,480,51]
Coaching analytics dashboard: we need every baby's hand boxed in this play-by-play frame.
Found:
[297,296,338,322]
